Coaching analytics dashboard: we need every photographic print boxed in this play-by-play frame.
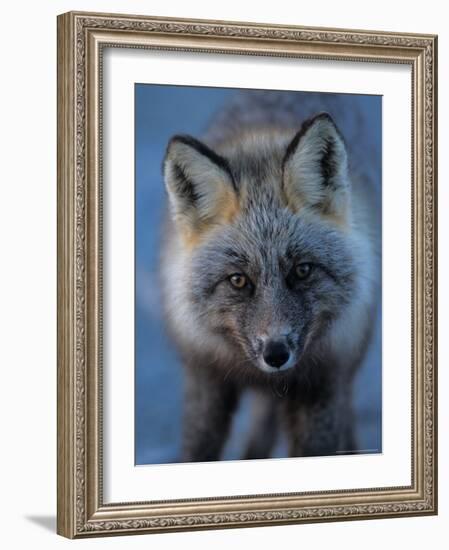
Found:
[135,85,382,465]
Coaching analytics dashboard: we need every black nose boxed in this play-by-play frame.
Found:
[263,341,290,369]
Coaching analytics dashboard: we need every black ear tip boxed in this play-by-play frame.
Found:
[163,134,197,168]
[162,133,237,190]
[310,112,338,128]
[166,134,197,151]
[296,111,338,137]
[309,112,346,143]
[316,111,334,122]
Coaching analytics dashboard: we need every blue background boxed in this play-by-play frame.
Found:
[135,84,382,465]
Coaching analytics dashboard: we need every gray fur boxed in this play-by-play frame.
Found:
[160,91,380,462]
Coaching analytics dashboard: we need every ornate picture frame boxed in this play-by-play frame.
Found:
[57,11,437,538]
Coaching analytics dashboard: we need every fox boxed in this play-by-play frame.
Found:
[160,90,380,462]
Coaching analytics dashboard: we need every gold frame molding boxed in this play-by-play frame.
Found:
[57,11,438,539]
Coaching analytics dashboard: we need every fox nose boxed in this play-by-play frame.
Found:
[263,340,290,369]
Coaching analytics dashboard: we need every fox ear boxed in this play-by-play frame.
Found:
[282,113,350,221]
[163,135,238,235]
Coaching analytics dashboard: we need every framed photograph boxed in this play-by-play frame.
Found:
[57,11,438,538]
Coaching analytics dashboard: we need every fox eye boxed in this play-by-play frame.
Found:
[295,262,313,280]
[229,273,248,289]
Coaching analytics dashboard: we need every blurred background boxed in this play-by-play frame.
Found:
[135,84,382,465]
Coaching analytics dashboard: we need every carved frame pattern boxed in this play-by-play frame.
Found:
[57,11,437,538]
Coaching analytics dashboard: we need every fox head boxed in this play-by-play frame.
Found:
[163,113,359,376]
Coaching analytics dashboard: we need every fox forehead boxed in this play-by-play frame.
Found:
[191,210,355,285]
